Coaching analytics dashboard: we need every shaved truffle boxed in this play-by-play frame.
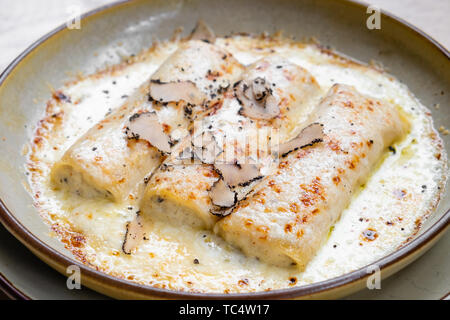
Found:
[277,123,324,157]
[122,213,145,255]
[214,162,263,187]
[235,78,280,120]
[208,161,264,216]
[251,77,270,101]
[125,112,172,153]
[149,80,205,105]
[209,178,237,209]
[210,204,235,217]
[188,20,216,43]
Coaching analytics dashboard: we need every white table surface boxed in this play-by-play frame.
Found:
[0,0,448,300]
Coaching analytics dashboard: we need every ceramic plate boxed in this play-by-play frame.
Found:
[0,0,448,299]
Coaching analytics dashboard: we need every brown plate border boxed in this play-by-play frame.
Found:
[0,272,31,300]
[0,0,448,299]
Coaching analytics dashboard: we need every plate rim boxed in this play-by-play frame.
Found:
[0,271,31,300]
[0,0,448,299]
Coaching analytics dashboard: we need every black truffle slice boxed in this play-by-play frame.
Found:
[277,123,324,157]
[188,20,216,43]
[122,213,145,255]
[235,77,280,120]
[149,79,205,105]
[125,111,172,153]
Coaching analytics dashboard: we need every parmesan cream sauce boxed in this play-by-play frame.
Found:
[27,35,447,293]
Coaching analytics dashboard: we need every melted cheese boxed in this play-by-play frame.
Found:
[27,35,447,293]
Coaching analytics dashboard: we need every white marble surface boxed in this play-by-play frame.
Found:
[0,0,448,300]
[369,0,450,49]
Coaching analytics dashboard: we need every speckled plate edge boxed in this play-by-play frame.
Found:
[0,0,448,300]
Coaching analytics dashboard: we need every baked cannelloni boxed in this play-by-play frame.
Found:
[215,84,409,269]
[50,40,243,201]
[140,56,322,229]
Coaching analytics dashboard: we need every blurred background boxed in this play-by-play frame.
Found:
[0,0,449,72]
[0,0,448,300]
